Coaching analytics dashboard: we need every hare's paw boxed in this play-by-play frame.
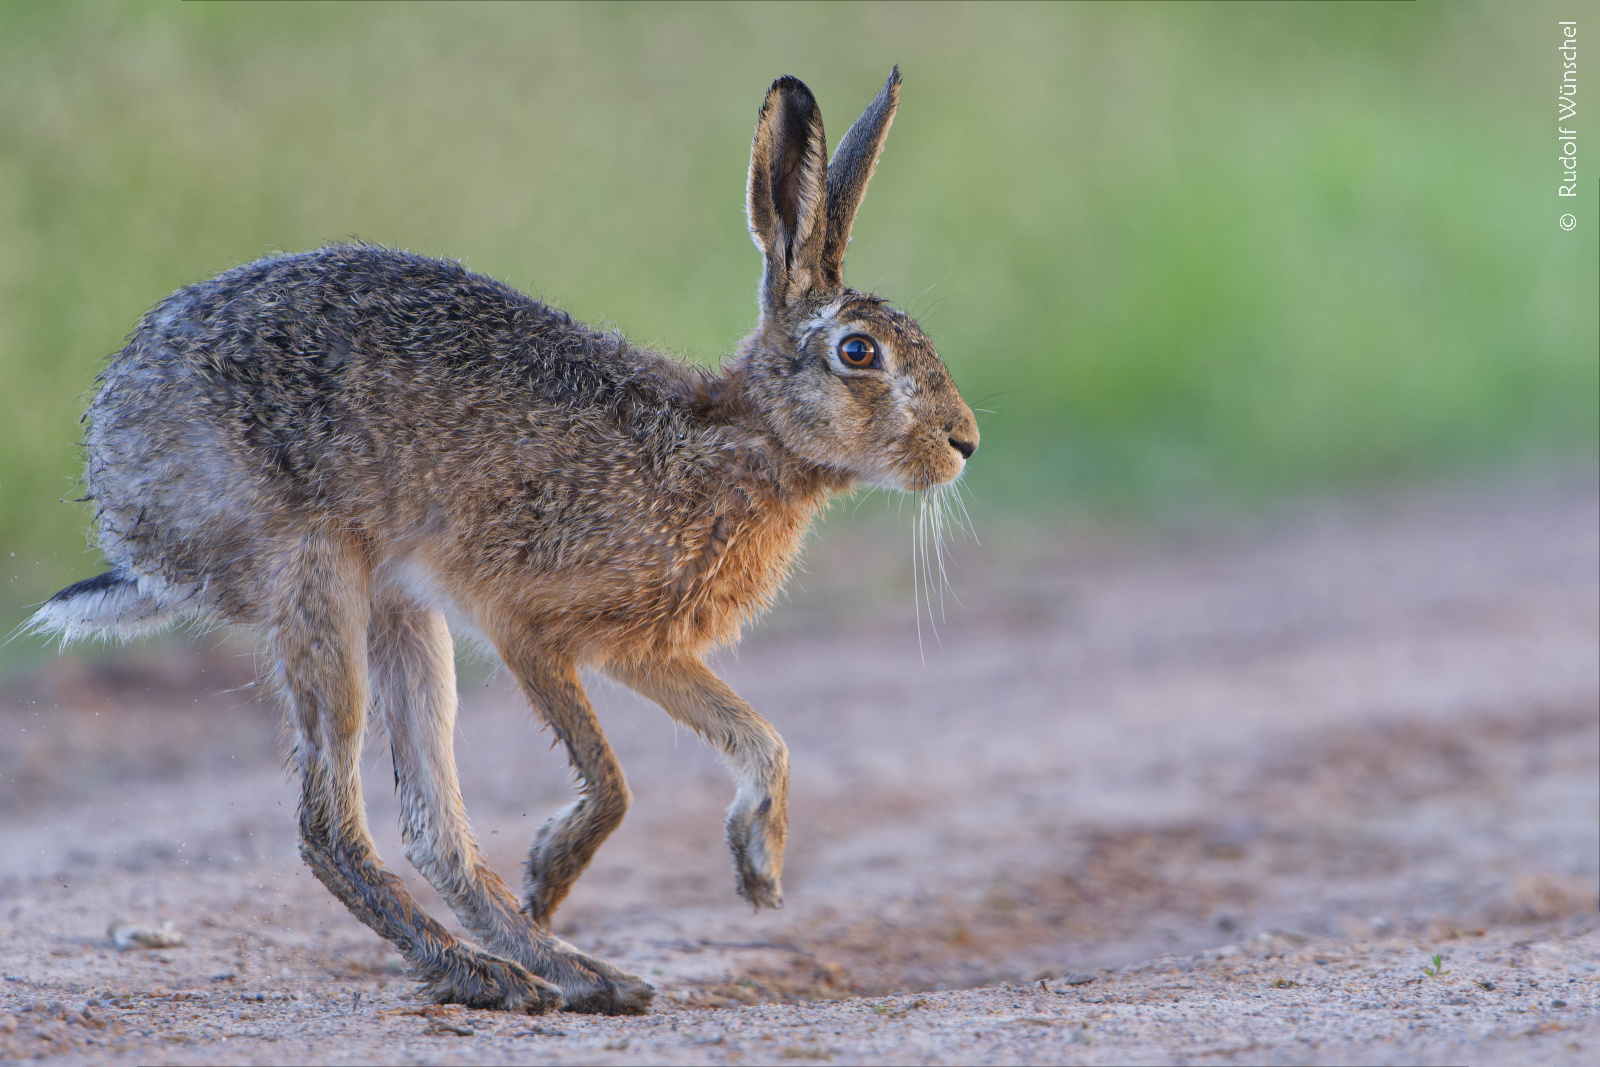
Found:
[726,793,786,909]
[546,945,656,1016]
[491,924,656,1015]
[523,799,621,927]
[523,847,571,929]
[420,947,563,1014]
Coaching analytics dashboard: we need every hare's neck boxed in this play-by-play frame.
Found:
[700,361,856,502]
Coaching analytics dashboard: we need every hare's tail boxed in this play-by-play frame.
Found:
[26,571,184,644]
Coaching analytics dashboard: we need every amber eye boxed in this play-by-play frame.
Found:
[838,334,879,369]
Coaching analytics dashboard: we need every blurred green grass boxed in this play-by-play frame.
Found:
[1,1,1594,648]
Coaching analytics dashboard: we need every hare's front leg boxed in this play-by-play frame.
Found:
[372,599,652,1015]
[275,540,560,1014]
[608,658,789,908]
[493,643,634,925]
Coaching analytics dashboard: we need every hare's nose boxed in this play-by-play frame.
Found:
[948,436,977,460]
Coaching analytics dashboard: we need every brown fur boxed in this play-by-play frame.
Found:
[30,69,977,1015]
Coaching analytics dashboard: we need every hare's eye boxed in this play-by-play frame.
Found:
[838,335,879,369]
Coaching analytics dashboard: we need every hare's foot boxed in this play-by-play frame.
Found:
[297,836,564,1015]
[603,659,791,909]
[538,938,655,1016]
[727,790,785,909]
[523,797,629,927]
[419,946,564,1014]
[482,916,654,1015]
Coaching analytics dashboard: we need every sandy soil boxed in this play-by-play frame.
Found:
[0,473,1595,1065]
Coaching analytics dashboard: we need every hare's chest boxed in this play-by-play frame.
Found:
[659,499,814,650]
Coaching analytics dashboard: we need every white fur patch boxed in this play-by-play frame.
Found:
[27,575,181,645]
[381,557,493,654]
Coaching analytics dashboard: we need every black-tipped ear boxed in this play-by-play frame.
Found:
[747,76,829,317]
[821,66,900,289]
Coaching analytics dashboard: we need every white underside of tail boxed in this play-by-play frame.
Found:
[27,573,187,644]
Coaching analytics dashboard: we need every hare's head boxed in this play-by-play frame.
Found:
[738,70,977,493]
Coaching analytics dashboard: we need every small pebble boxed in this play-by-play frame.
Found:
[1061,972,1096,986]
[108,918,185,950]
[1552,999,1567,1008]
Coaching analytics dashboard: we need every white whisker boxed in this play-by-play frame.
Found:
[912,490,927,662]
[905,478,979,665]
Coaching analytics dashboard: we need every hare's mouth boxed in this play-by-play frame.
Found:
[877,446,968,493]
[862,460,963,494]
[864,466,938,493]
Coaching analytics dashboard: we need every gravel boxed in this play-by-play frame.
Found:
[0,471,1594,1064]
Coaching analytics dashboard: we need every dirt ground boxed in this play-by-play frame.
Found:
[0,472,1595,1066]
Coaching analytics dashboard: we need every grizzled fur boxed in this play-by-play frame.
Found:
[31,69,977,1016]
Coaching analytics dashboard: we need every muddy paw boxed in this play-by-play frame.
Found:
[422,948,563,1014]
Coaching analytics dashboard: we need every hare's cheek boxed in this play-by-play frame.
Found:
[889,376,921,419]
[859,387,911,451]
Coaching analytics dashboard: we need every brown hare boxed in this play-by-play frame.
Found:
[29,69,977,1016]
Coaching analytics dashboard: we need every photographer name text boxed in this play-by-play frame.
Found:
[1559,21,1577,200]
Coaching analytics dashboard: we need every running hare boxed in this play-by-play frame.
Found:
[30,69,976,1015]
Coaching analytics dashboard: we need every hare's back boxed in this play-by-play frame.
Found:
[84,246,702,603]
[96,243,689,475]
[124,243,662,400]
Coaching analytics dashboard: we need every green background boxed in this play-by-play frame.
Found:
[1,1,1594,654]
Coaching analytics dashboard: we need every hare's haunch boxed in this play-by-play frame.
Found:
[29,70,976,1015]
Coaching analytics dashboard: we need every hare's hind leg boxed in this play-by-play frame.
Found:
[608,658,789,909]
[373,600,653,1015]
[273,538,560,1014]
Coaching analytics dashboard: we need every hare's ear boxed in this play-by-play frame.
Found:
[820,67,901,289]
[747,76,829,317]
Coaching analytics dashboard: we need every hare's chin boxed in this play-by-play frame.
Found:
[863,464,962,494]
